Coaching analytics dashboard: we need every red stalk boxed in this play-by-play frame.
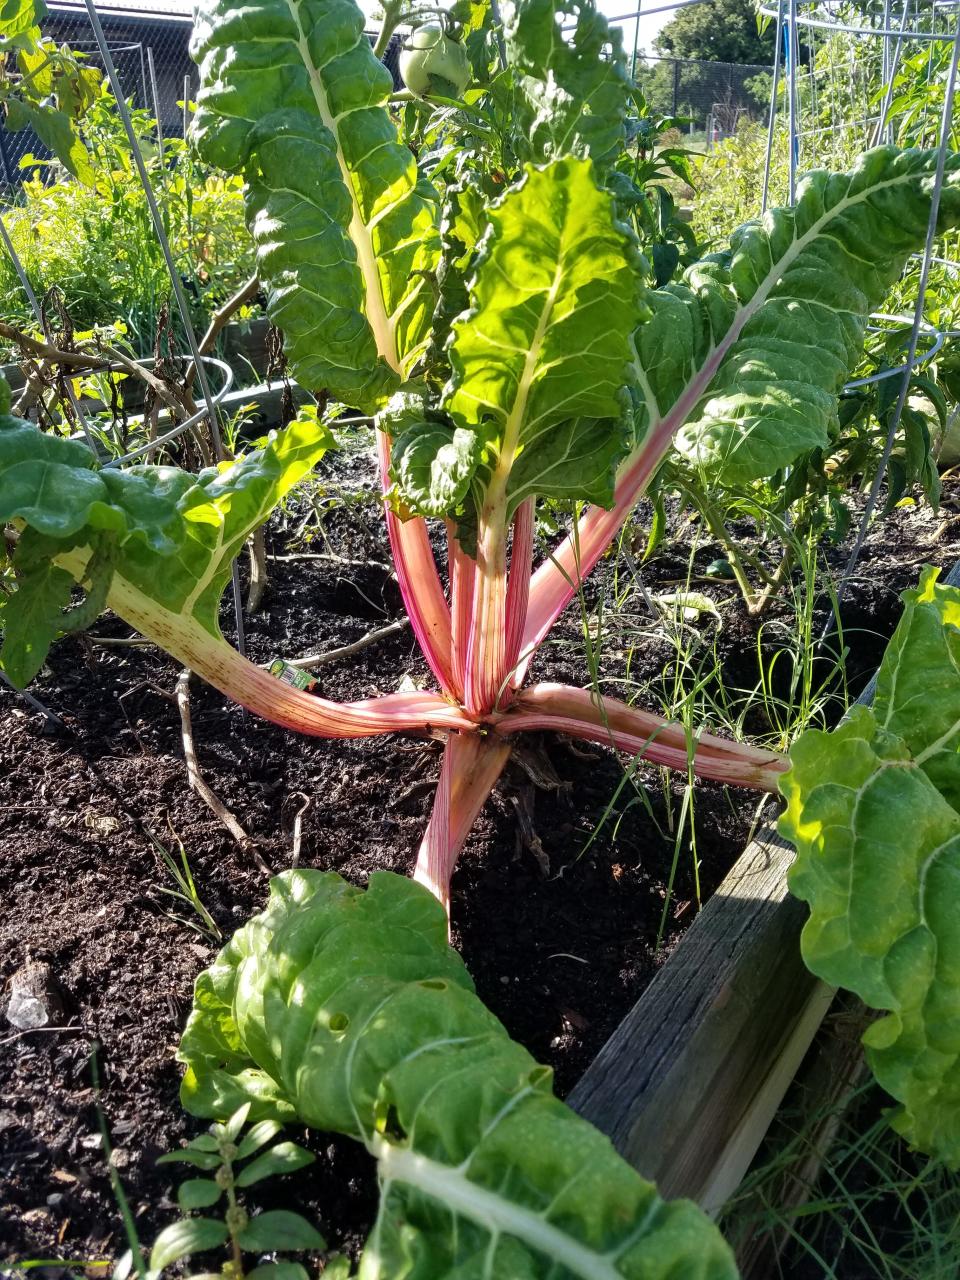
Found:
[503,498,534,696]
[226,672,473,740]
[376,431,458,697]
[496,683,787,791]
[413,731,513,912]
[462,505,509,716]
[446,520,475,698]
[519,317,761,678]
[95,557,476,739]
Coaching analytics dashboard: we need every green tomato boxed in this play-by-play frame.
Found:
[399,23,471,97]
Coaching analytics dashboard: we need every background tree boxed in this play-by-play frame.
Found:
[654,0,775,64]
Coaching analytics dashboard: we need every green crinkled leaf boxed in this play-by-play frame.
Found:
[178,870,736,1279]
[393,422,481,518]
[379,389,481,518]
[0,413,332,684]
[780,568,960,1165]
[190,0,440,411]
[655,148,960,484]
[503,0,631,170]
[873,565,960,810]
[436,155,644,526]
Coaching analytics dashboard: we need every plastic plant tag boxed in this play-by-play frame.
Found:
[268,660,317,694]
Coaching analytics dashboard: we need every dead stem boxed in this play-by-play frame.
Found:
[175,667,271,875]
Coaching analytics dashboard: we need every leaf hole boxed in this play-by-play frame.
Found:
[329,1012,349,1032]
[419,979,448,991]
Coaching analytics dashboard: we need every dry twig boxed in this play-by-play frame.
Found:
[287,791,311,867]
[175,668,271,875]
[278,618,409,671]
[182,274,260,390]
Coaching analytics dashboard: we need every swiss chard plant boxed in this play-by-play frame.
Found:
[2,0,960,914]
[176,866,739,1277]
[780,566,960,1169]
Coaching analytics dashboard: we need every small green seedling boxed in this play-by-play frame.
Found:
[149,1103,333,1280]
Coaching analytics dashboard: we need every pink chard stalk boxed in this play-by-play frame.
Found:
[2,0,959,915]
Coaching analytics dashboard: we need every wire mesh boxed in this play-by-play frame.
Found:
[0,3,196,195]
[632,53,772,135]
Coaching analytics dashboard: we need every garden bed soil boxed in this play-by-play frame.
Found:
[3,453,960,1272]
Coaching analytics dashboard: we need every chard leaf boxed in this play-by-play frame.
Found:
[392,421,481,518]
[650,148,960,484]
[191,0,440,410]
[0,413,332,684]
[873,567,960,809]
[179,870,736,1278]
[503,0,631,169]
[780,567,960,1165]
[420,156,644,527]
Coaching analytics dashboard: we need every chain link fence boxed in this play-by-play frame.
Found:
[0,0,196,188]
[632,54,771,140]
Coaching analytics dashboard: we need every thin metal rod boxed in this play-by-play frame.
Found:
[83,0,246,656]
[0,668,66,729]
[871,0,911,146]
[762,0,785,214]
[828,12,960,633]
[630,1,643,80]
[147,46,164,151]
[568,0,708,23]
[757,2,960,40]
[183,73,191,137]
[133,40,147,110]
[103,356,234,467]
[881,0,893,102]
[786,0,799,202]
[0,213,100,453]
[842,331,944,387]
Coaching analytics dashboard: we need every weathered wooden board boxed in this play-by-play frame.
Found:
[570,559,960,1213]
[569,819,832,1213]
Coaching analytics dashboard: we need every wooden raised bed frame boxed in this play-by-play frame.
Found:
[569,561,960,1239]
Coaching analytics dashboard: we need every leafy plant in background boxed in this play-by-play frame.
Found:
[648,313,950,617]
[0,91,253,348]
[609,92,700,287]
[176,867,738,1277]
[2,0,960,918]
[147,1102,332,1280]
[0,0,101,182]
[780,566,960,1167]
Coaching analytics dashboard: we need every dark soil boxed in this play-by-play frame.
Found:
[3,445,960,1274]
